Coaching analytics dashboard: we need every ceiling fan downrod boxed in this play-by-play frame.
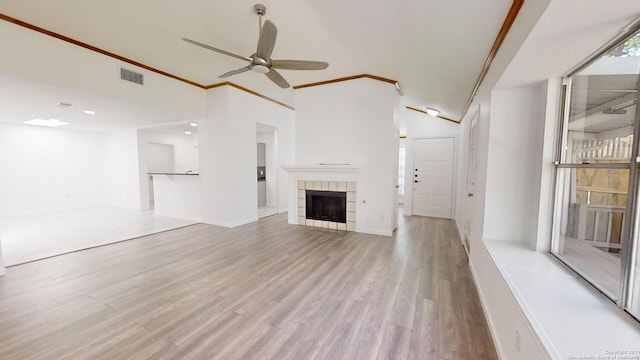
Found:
[254,4,266,33]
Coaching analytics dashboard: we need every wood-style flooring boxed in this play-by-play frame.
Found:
[0,213,497,360]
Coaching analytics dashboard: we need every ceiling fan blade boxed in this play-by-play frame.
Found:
[272,60,329,70]
[265,69,290,88]
[256,20,277,60]
[182,38,251,62]
[219,65,252,78]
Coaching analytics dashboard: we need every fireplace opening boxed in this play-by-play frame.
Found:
[306,190,347,223]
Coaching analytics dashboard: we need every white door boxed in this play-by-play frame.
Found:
[464,113,480,251]
[413,138,455,218]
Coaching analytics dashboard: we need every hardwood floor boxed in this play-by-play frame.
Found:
[0,213,497,360]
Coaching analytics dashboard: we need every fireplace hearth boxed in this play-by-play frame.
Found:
[306,190,347,223]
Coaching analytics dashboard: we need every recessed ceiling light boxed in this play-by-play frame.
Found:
[24,118,69,127]
[426,108,441,117]
[184,130,192,135]
[190,122,198,127]
[83,110,96,115]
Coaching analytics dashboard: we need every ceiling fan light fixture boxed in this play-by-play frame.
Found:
[426,108,441,117]
[253,64,270,74]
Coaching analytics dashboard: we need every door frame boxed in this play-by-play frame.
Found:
[392,130,400,231]
[406,136,457,218]
[464,107,480,254]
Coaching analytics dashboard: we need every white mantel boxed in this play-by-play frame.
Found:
[282,164,359,173]
[282,164,360,183]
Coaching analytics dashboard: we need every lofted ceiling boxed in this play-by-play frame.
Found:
[0,0,514,129]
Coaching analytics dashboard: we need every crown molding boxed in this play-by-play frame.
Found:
[293,74,399,93]
[206,82,295,111]
[459,0,524,121]
[1,0,525,121]
[0,13,207,89]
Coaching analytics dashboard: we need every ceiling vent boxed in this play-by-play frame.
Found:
[120,68,144,85]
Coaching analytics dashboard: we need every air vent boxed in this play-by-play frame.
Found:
[120,68,144,85]
[56,102,73,108]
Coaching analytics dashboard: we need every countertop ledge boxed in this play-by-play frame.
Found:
[148,172,199,175]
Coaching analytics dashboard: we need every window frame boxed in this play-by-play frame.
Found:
[550,22,640,320]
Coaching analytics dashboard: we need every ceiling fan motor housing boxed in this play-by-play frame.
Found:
[254,4,266,16]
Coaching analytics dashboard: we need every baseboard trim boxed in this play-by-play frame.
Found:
[204,217,259,228]
[356,227,393,236]
[469,254,508,360]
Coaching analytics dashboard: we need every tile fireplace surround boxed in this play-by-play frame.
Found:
[297,180,356,231]
[283,165,359,232]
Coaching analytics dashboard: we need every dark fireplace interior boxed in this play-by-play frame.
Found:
[306,190,347,223]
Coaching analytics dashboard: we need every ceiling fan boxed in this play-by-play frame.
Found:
[182,4,329,88]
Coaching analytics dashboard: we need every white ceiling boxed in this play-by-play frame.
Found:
[0,0,513,129]
[496,0,640,89]
[494,0,640,136]
[0,75,197,133]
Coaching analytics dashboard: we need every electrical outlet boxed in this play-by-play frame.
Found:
[515,329,521,354]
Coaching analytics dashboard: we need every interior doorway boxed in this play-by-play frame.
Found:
[412,137,455,218]
[256,123,278,218]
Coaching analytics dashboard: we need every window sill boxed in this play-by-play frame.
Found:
[484,239,640,359]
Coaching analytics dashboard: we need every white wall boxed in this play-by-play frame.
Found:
[153,86,233,224]
[294,78,400,236]
[146,143,175,173]
[152,85,295,226]
[457,0,554,358]
[483,84,547,247]
[0,123,108,217]
[228,88,295,221]
[106,130,142,210]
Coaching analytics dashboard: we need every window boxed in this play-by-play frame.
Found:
[398,138,406,196]
[552,26,640,320]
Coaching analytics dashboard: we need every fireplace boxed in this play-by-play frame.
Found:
[306,190,347,223]
[293,180,356,231]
